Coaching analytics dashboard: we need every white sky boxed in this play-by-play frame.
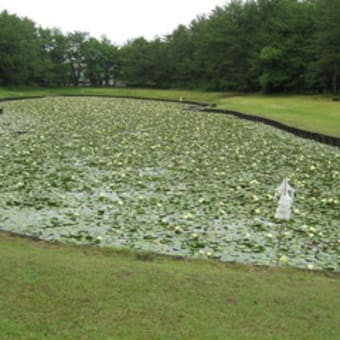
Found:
[0,0,228,45]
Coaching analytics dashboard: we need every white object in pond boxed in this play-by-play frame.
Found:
[275,178,294,220]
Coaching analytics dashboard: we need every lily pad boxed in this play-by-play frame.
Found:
[0,97,339,271]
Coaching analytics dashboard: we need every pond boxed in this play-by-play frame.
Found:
[0,97,339,271]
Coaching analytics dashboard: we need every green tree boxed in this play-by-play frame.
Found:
[259,46,287,92]
[99,37,121,86]
[119,37,170,88]
[81,37,104,86]
[191,1,261,91]
[119,37,151,87]
[256,0,316,93]
[0,11,43,86]
[166,25,197,88]
[310,0,340,96]
[65,31,89,86]
[37,28,72,86]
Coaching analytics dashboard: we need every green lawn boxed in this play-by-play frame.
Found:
[216,95,340,138]
[0,87,225,104]
[1,87,339,137]
[1,232,339,339]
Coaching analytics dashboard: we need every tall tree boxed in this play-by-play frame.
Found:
[99,37,121,87]
[257,0,316,93]
[119,37,170,88]
[81,37,104,86]
[192,1,261,91]
[65,31,89,86]
[311,0,340,96]
[0,11,42,86]
[166,25,197,88]
[37,28,72,86]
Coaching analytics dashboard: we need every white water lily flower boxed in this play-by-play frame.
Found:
[249,179,259,186]
[279,255,288,264]
[174,226,183,234]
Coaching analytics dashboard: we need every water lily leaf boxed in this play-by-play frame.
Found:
[0,97,339,272]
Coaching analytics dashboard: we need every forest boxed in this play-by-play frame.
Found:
[0,0,339,94]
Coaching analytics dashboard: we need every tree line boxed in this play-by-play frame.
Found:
[0,0,339,94]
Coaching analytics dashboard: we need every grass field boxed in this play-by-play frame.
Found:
[216,95,340,138]
[1,87,339,137]
[1,232,339,339]
[0,87,225,104]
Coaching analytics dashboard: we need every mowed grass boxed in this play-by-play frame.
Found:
[0,87,225,104]
[0,232,339,340]
[216,95,340,138]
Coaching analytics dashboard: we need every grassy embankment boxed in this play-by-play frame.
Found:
[0,87,339,137]
[1,232,339,339]
[0,88,339,338]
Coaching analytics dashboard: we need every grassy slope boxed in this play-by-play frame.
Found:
[0,87,224,103]
[1,232,339,339]
[1,87,339,137]
[216,95,340,138]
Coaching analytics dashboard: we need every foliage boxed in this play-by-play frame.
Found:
[37,28,72,86]
[0,0,339,93]
[308,0,340,96]
[0,11,43,86]
[119,37,171,88]
[0,97,339,271]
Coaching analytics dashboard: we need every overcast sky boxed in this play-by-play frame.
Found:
[0,0,228,45]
